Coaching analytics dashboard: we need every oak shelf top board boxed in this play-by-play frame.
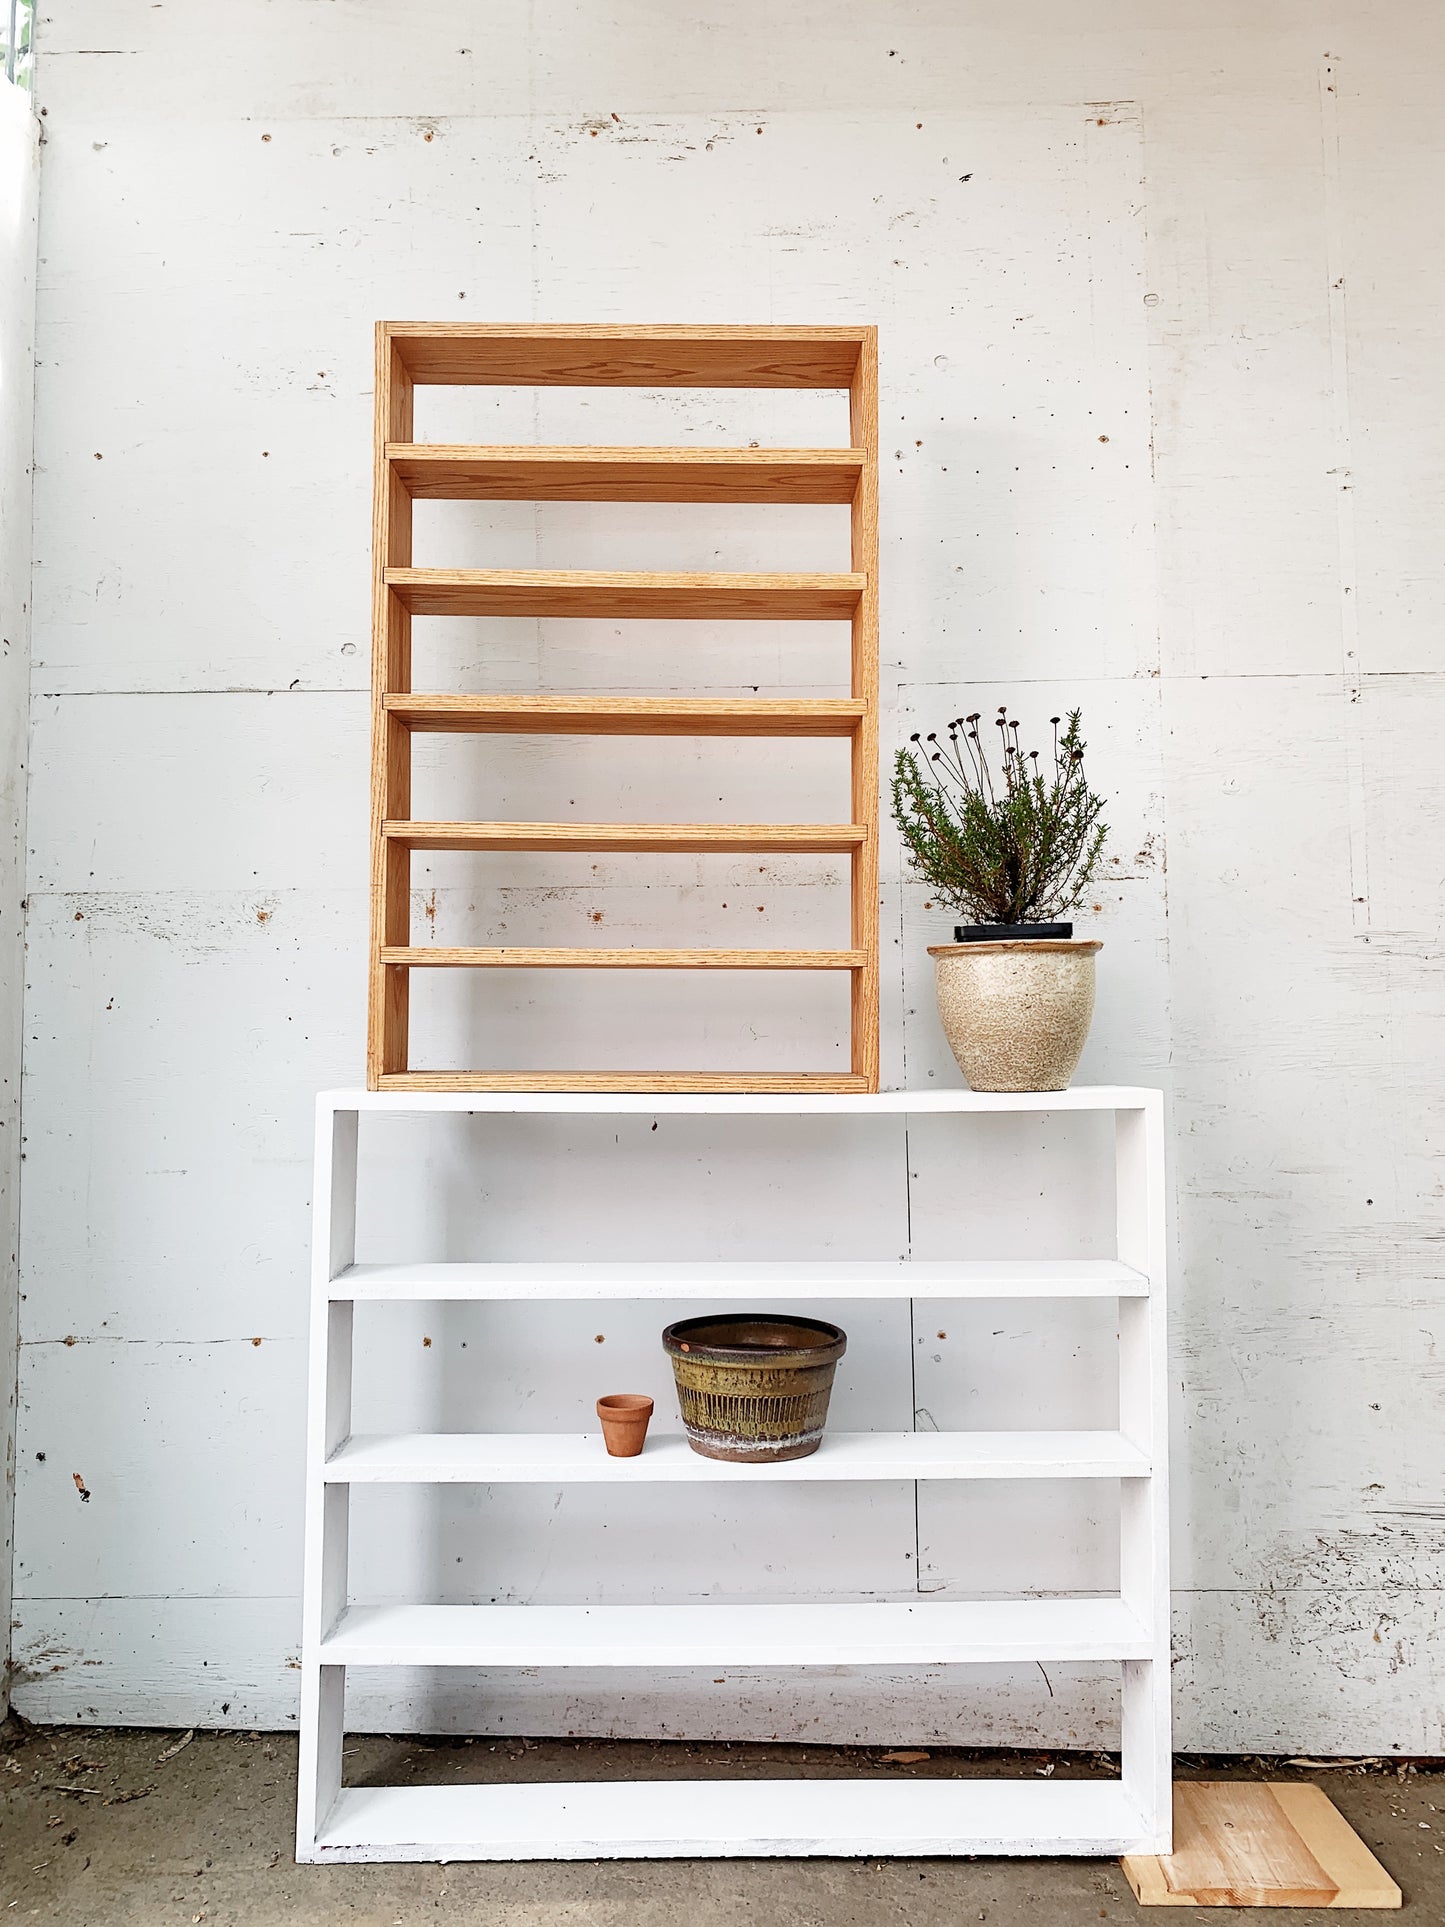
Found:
[383,321,875,389]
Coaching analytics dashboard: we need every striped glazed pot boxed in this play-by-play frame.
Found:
[662,1315,847,1462]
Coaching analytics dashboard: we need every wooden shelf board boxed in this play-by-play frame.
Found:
[384,322,873,389]
[1122,1782,1402,1908]
[382,694,866,736]
[310,1778,1145,1862]
[327,1086,1163,1116]
[326,1430,1151,1484]
[379,947,865,969]
[371,1072,874,1094]
[384,820,865,853]
[331,1256,1151,1301]
[387,444,865,503]
[384,568,864,619]
[319,1598,1152,1668]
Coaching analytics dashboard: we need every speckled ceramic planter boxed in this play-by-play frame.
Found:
[926,939,1102,1092]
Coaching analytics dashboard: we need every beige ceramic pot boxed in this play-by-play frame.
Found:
[926,939,1102,1092]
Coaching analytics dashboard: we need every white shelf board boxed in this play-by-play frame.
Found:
[318,1598,1150,1668]
[310,1777,1147,1862]
[324,1085,1158,1117]
[332,1257,1148,1301]
[327,1429,1150,1483]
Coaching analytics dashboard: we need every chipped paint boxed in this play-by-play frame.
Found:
[0,77,38,1720]
[7,5,1445,1756]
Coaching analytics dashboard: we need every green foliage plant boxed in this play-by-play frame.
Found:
[891,706,1109,925]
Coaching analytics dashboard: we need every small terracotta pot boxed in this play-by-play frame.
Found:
[597,1393,653,1457]
[927,939,1102,1092]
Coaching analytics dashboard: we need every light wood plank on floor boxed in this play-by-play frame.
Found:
[1122,1781,1402,1908]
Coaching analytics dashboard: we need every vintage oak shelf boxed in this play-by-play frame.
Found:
[368,321,878,1091]
[298,1089,1171,1863]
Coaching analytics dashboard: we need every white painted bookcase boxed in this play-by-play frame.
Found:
[297,1087,1170,1863]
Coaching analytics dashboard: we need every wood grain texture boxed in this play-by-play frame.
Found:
[383,820,865,853]
[1121,1783,1399,1908]
[848,328,881,1089]
[1162,1783,1336,1905]
[379,947,866,968]
[366,326,413,1084]
[384,567,864,619]
[367,330,876,1105]
[1267,1784,1402,1909]
[375,1072,874,1093]
[383,322,869,388]
[382,694,866,735]
[387,444,865,502]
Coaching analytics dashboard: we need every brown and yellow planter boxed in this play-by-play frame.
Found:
[662,1315,847,1462]
[927,939,1102,1092]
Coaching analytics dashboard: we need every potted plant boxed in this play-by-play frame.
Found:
[891,706,1110,1091]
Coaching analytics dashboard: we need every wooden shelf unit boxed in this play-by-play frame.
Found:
[297,1086,1171,1862]
[369,322,879,1093]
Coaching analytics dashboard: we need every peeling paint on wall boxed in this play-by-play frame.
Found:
[9,2,1445,1753]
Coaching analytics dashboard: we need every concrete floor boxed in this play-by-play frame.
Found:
[1,1718,1440,1924]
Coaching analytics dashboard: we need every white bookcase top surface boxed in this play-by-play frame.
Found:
[322,1085,1162,1116]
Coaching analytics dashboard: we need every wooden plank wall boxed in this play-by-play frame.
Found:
[0,79,39,1720]
[8,2,1445,1754]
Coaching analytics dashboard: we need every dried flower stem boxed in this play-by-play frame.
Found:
[891,706,1109,923]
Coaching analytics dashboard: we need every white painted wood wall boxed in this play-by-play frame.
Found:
[9,2,1443,1755]
[0,73,38,1720]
